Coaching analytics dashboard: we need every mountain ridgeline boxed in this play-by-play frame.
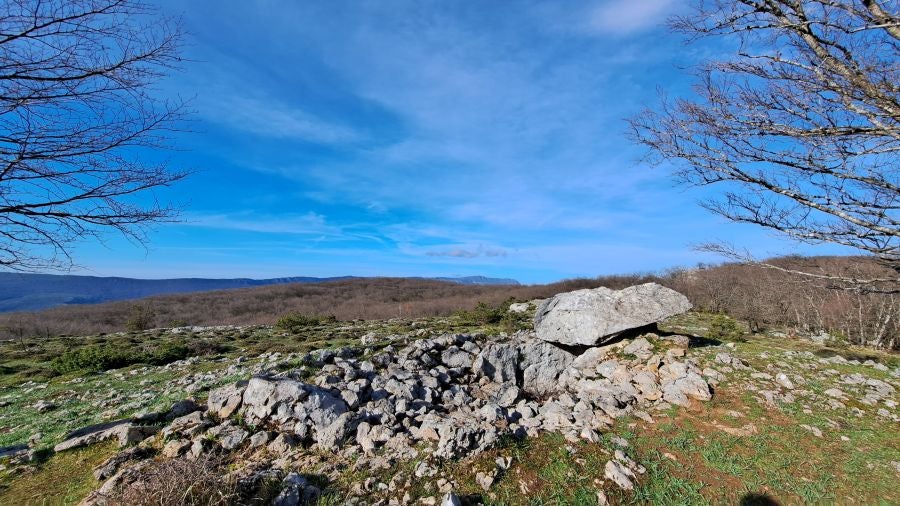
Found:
[0,273,519,313]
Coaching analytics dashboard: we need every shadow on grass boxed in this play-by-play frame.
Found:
[740,492,781,505]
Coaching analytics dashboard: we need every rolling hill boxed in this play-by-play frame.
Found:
[0,272,518,313]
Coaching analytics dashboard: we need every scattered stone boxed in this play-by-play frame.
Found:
[508,302,530,314]
[0,445,28,460]
[207,381,247,418]
[610,436,629,448]
[161,439,191,458]
[476,470,495,491]
[249,431,274,448]
[272,472,320,505]
[824,388,847,400]
[775,373,795,390]
[33,399,57,413]
[604,459,636,490]
[800,424,823,438]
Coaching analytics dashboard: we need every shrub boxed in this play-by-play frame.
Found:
[125,304,155,332]
[453,301,506,325]
[145,341,190,365]
[51,345,140,374]
[706,314,745,342]
[275,312,338,333]
[50,340,194,374]
[454,298,532,332]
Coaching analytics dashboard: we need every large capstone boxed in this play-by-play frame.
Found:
[534,283,692,346]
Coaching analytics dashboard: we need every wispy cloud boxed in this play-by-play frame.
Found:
[87,0,843,284]
[589,0,676,35]
[202,95,361,144]
[184,211,341,237]
[426,245,508,259]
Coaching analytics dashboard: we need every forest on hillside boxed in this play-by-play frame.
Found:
[1,256,895,349]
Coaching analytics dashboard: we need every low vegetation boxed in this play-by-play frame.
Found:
[0,307,896,504]
[0,256,894,349]
[275,313,338,333]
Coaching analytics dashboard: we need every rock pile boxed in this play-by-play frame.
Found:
[72,284,712,503]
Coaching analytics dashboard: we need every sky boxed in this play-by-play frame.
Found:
[66,0,853,284]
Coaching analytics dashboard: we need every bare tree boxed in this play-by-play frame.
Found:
[0,0,187,270]
[629,0,899,291]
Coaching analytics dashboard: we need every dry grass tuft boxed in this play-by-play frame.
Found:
[107,455,238,506]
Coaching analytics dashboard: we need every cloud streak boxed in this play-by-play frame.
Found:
[589,0,676,35]
[426,245,508,259]
[202,95,362,144]
[75,0,850,284]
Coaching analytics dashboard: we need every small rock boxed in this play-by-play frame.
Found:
[249,431,274,448]
[604,459,635,490]
[775,373,794,390]
[800,424,823,438]
[33,400,57,413]
[475,470,494,491]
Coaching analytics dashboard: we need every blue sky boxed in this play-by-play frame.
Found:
[68,0,852,283]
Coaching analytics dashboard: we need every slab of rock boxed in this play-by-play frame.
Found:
[54,420,158,452]
[0,444,28,459]
[534,283,692,346]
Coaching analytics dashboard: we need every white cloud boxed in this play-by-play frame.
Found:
[589,0,675,35]
[203,95,361,144]
[184,211,339,236]
[425,245,508,259]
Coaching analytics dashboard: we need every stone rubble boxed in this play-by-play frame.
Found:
[73,324,711,504]
[29,284,896,504]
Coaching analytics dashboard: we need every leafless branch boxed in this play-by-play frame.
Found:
[630,0,899,290]
[0,0,188,270]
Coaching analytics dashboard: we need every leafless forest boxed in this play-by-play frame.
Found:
[0,256,895,349]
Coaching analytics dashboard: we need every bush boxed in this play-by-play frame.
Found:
[706,314,745,342]
[51,345,140,374]
[275,312,338,333]
[50,340,193,374]
[145,341,190,365]
[454,298,532,332]
[453,301,506,325]
[125,304,155,332]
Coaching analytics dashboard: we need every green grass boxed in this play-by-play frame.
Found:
[630,450,708,506]
[0,314,897,505]
[0,441,116,505]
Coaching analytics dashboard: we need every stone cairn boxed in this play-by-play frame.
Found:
[68,283,713,504]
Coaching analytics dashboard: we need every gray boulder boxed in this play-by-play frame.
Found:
[535,283,692,346]
[242,376,308,423]
[519,339,574,396]
[473,344,518,384]
[207,380,247,419]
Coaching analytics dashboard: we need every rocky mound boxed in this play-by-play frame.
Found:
[51,286,713,504]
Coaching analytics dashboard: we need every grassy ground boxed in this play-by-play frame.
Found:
[0,442,116,505]
[0,310,897,505]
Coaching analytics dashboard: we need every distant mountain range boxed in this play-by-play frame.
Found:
[0,272,519,313]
